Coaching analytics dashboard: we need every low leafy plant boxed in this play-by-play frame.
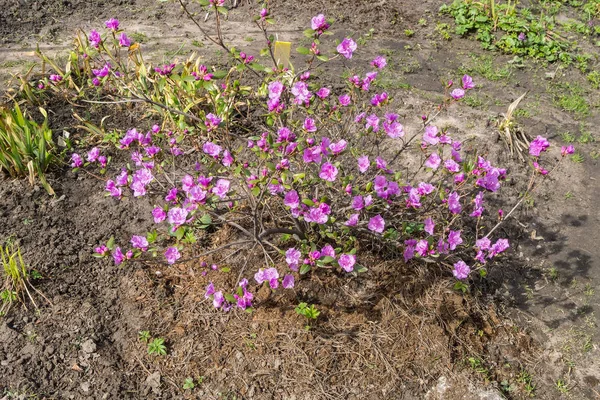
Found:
[439,0,596,64]
[0,104,57,194]
[147,337,167,356]
[138,330,151,343]
[295,302,321,320]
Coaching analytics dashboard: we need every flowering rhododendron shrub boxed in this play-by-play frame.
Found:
[60,4,569,311]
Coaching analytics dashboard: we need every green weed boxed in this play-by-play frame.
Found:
[0,104,57,195]
[148,337,167,356]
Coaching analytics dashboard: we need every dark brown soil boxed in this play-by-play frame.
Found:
[1,0,600,399]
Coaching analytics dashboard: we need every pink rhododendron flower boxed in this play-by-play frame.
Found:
[338,94,351,106]
[337,38,357,59]
[291,81,312,104]
[113,247,124,265]
[375,157,388,171]
[319,162,338,182]
[71,153,83,168]
[352,195,365,210]
[205,282,215,298]
[311,14,330,32]
[338,254,356,272]
[425,152,441,169]
[370,92,388,106]
[453,260,471,280]
[284,190,300,209]
[321,245,336,258]
[165,247,181,265]
[462,74,475,89]
[87,147,100,163]
[424,217,435,235]
[303,118,317,132]
[92,63,111,78]
[268,81,284,99]
[358,155,370,173]
[316,87,330,98]
[95,245,109,256]
[489,238,509,258]
[368,215,385,233]
[448,191,461,214]
[286,248,301,270]
[205,113,221,131]
[255,267,279,288]
[384,120,404,138]
[415,240,428,257]
[365,114,380,132]
[450,88,465,100]
[221,150,234,167]
[404,239,417,261]
[407,187,422,208]
[371,56,387,69]
[167,207,188,229]
[529,136,549,157]
[212,291,224,308]
[155,63,176,76]
[105,180,122,198]
[418,182,434,195]
[89,29,101,48]
[165,188,178,203]
[345,213,359,226]
[212,179,230,199]
[152,207,166,223]
[561,145,575,156]
[131,235,148,251]
[119,33,131,47]
[444,159,460,173]
[447,230,463,250]
[471,191,485,217]
[422,125,439,146]
[304,205,329,224]
[282,274,295,289]
[105,18,119,30]
[329,139,347,155]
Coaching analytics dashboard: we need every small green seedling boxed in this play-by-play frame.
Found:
[148,338,167,356]
[138,330,151,343]
[295,302,320,320]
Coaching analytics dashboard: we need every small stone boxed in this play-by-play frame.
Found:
[80,382,90,392]
[81,339,96,354]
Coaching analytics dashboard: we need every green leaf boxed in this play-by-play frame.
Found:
[220,267,231,273]
[453,281,468,293]
[224,293,236,303]
[321,256,335,264]
[175,227,185,241]
[106,236,115,251]
[302,198,314,207]
[212,70,228,79]
[316,55,329,62]
[296,47,310,55]
[300,264,311,275]
[354,264,368,273]
[303,29,315,38]
[200,214,212,225]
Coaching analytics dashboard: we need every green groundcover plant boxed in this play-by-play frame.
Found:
[31,1,572,312]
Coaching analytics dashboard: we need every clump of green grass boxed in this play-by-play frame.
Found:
[551,83,589,119]
[0,104,57,194]
[458,54,512,81]
[1,242,48,315]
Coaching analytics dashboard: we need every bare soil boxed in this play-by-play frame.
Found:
[1,0,600,399]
